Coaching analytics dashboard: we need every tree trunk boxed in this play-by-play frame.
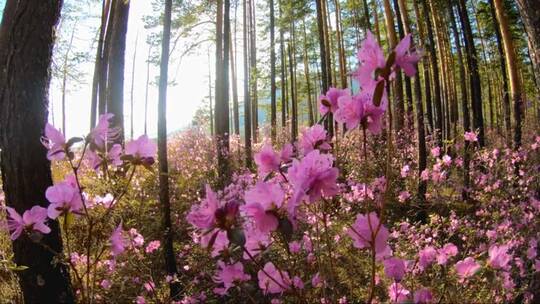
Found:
[457,0,485,147]
[61,23,77,136]
[130,32,138,140]
[393,0,413,125]
[248,0,258,143]
[91,0,111,129]
[288,41,298,142]
[492,0,522,149]
[157,0,181,299]
[230,13,240,136]
[0,1,74,302]
[515,0,540,91]
[334,0,347,88]
[362,0,371,31]
[302,19,315,126]
[270,0,277,143]
[100,0,115,116]
[243,0,252,167]
[421,0,443,146]
[144,45,151,135]
[106,0,129,144]
[413,0,433,132]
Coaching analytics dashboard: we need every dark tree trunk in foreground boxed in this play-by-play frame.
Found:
[457,0,485,147]
[0,1,74,302]
[270,0,277,143]
[157,0,181,299]
[106,0,130,144]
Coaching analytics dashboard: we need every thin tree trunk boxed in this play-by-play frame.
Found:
[106,0,129,144]
[515,0,540,91]
[270,0,277,142]
[144,44,151,135]
[413,0,433,132]
[157,0,181,299]
[421,0,443,146]
[100,0,115,116]
[334,0,347,88]
[208,49,214,136]
[243,0,252,166]
[279,0,287,129]
[362,0,371,31]
[0,1,74,302]
[303,19,315,126]
[91,0,110,129]
[393,0,413,125]
[248,0,258,143]
[457,0,485,147]
[230,9,240,136]
[130,31,138,140]
[61,22,77,136]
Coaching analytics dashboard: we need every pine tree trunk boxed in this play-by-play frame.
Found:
[157,0,181,299]
[422,0,443,147]
[515,0,540,91]
[230,8,240,136]
[303,19,315,126]
[91,0,110,129]
[362,0,371,31]
[393,0,413,125]
[144,45,151,135]
[106,0,129,144]
[270,0,277,143]
[413,0,433,132]
[492,0,522,149]
[248,0,258,143]
[61,23,77,136]
[129,32,138,140]
[0,1,74,302]
[457,0,485,147]
[100,0,115,116]
[243,0,252,167]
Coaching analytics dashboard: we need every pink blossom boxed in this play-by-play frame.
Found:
[318,87,350,115]
[299,124,331,154]
[384,257,406,281]
[213,260,250,295]
[45,179,83,219]
[289,241,301,253]
[418,246,437,269]
[187,185,219,229]
[398,191,410,203]
[242,182,284,233]
[388,282,410,303]
[394,34,421,77]
[436,243,458,265]
[257,262,290,294]
[347,212,389,254]
[464,131,478,142]
[6,206,51,240]
[201,230,229,257]
[100,279,112,290]
[125,135,157,165]
[254,143,281,175]
[145,240,161,253]
[400,165,410,178]
[89,113,116,149]
[488,244,511,270]
[311,272,324,288]
[334,94,364,130]
[244,225,270,258]
[430,147,440,158]
[86,144,123,171]
[455,257,481,279]
[128,228,144,247]
[360,97,386,134]
[354,31,385,87]
[136,296,146,304]
[110,223,127,256]
[280,143,294,162]
[41,123,66,161]
[413,288,433,304]
[288,150,339,213]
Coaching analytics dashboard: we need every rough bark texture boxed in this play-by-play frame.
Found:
[106,0,129,144]
[0,1,74,302]
[157,0,181,299]
[516,0,540,91]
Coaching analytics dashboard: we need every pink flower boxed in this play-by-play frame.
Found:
[187,185,219,229]
[145,240,161,253]
[360,97,386,134]
[242,182,284,233]
[125,135,157,165]
[400,165,410,178]
[288,150,339,213]
[488,244,511,270]
[437,243,458,265]
[100,279,112,290]
[201,230,229,257]
[299,124,331,155]
[213,260,250,295]
[136,296,146,304]
[289,241,301,253]
[86,144,123,171]
[354,31,385,87]
[347,212,389,254]
[45,179,83,219]
[418,246,437,269]
[280,143,294,162]
[384,257,406,281]
[244,225,270,258]
[398,191,410,203]
[388,282,410,303]
[430,147,440,158]
[394,34,421,77]
[455,257,481,279]
[41,123,66,161]
[89,113,117,149]
[318,87,350,115]
[334,94,364,130]
[257,262,290,294]
[110,223,127,256]
[413,288,433,304]
[6,206,51,240]
[254,143,281,176]
[464,131,478,142]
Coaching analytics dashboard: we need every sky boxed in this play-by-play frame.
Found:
[30,1,211,139]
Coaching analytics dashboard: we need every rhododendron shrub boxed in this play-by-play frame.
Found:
[0,32,538,304]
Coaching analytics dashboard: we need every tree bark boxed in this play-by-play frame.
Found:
[157,0,181,299]
[248,0,258,143]
[106,0,129,144]
[129,32,138,140]
[0,1,74,302]
[243,0,252,167]
[270,0,277,143]
[492,0,522,149]
[515,0,540,91]
[457,0,485,147]
[230,13,240,136]
[91,0,111,129]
